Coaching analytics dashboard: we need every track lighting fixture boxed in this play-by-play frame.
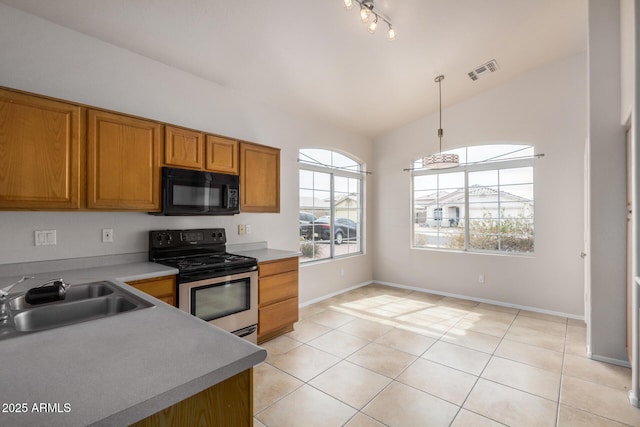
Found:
[343,0,396,40]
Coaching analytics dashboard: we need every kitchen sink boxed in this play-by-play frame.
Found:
[10,282,115,310]
[0,281,153,339]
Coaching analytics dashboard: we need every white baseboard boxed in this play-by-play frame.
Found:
[299,280,373,308]
[629,390,639,407]
[374,280,585,321]
[589,353,631,368]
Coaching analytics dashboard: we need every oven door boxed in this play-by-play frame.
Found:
[178,270,258,341]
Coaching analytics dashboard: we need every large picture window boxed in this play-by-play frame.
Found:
[299,149,363,263]
[412,145,534,254]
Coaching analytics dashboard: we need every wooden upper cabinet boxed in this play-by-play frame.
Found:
[87,109,162,211]
[240,142,280,213]
[0,88,82,209]
[206,135,238,174]
[165,125,204,169]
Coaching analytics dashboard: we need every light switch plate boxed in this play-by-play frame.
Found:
[35,230,56,246]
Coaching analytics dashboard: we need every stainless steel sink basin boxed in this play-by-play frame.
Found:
[1,281,153,339]
[10,282,115,310]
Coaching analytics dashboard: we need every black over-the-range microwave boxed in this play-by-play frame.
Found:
[152,167,240,216]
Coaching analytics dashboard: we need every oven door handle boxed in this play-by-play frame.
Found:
[178,265,257,283]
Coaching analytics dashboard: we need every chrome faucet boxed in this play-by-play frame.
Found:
[0,276,34,299]
[0,276,33,324]
[0,277,69,324]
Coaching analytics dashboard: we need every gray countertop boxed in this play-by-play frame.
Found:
[227,242,301,263]
[0,263,267,427]
[234,248,301,263]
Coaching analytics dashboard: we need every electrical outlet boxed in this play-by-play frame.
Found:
[478,274,485,284]
[102,228,114,243]
[245,224,252,234]
[35,230,56,246]
[238,224,246,235]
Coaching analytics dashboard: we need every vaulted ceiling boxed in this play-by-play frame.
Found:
[0,0,587,138]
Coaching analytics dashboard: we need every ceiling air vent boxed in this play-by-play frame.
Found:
[468,59,499,81]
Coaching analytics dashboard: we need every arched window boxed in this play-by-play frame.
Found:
[412,144,535,254]
[299,148,364,262]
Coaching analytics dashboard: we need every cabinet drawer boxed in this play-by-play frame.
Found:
[259,257,298,278]
[127,275,176,306]
[258,297,298,335]
[259,270,298,306]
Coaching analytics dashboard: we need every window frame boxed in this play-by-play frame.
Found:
[299,151,364,263]
[412,156,534,255]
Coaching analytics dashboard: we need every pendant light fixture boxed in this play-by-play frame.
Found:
[422,75,459,169]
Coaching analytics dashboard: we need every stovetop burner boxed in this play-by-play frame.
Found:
[148,228,258,279]
[161,253,257,272]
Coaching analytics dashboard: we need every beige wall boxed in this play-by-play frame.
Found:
[373,53,587,317]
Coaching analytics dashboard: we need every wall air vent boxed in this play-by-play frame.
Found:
[468,59,500,81]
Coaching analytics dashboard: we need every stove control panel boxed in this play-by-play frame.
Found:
[149,228,227,249]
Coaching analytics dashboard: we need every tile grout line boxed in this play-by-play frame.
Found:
[255,286,599,426]
[451,305,521,426]
[554,317,569,426]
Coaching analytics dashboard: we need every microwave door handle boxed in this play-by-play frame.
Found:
[222,185,229,208]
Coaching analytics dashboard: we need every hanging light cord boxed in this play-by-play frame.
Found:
[436,75,444,154]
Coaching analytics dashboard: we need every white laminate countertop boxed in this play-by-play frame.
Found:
[0,263,267,427]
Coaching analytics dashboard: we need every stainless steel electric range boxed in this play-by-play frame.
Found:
[149,228,258,343]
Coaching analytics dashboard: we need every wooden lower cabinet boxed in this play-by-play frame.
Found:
[130,368,253,427]
[257,257,299,344]
[126,275,176,306]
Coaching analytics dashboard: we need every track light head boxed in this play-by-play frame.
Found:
[368,15,378,33]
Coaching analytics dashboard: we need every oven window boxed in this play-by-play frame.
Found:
[172,185,221,207]
[191,278,250,321]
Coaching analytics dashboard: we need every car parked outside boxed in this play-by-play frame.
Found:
[301,216,358,245]
[300,212,316,224]
[299,212,317,236]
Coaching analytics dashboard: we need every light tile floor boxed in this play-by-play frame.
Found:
[253,284,640,427]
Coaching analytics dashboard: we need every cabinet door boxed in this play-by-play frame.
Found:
[205,135,238,174]
[131,369,252,427]
[165,125,204,169]
[0,89,82,209]
[87,110,162,211]
[240,143,280,212]
[258,297,299,337]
